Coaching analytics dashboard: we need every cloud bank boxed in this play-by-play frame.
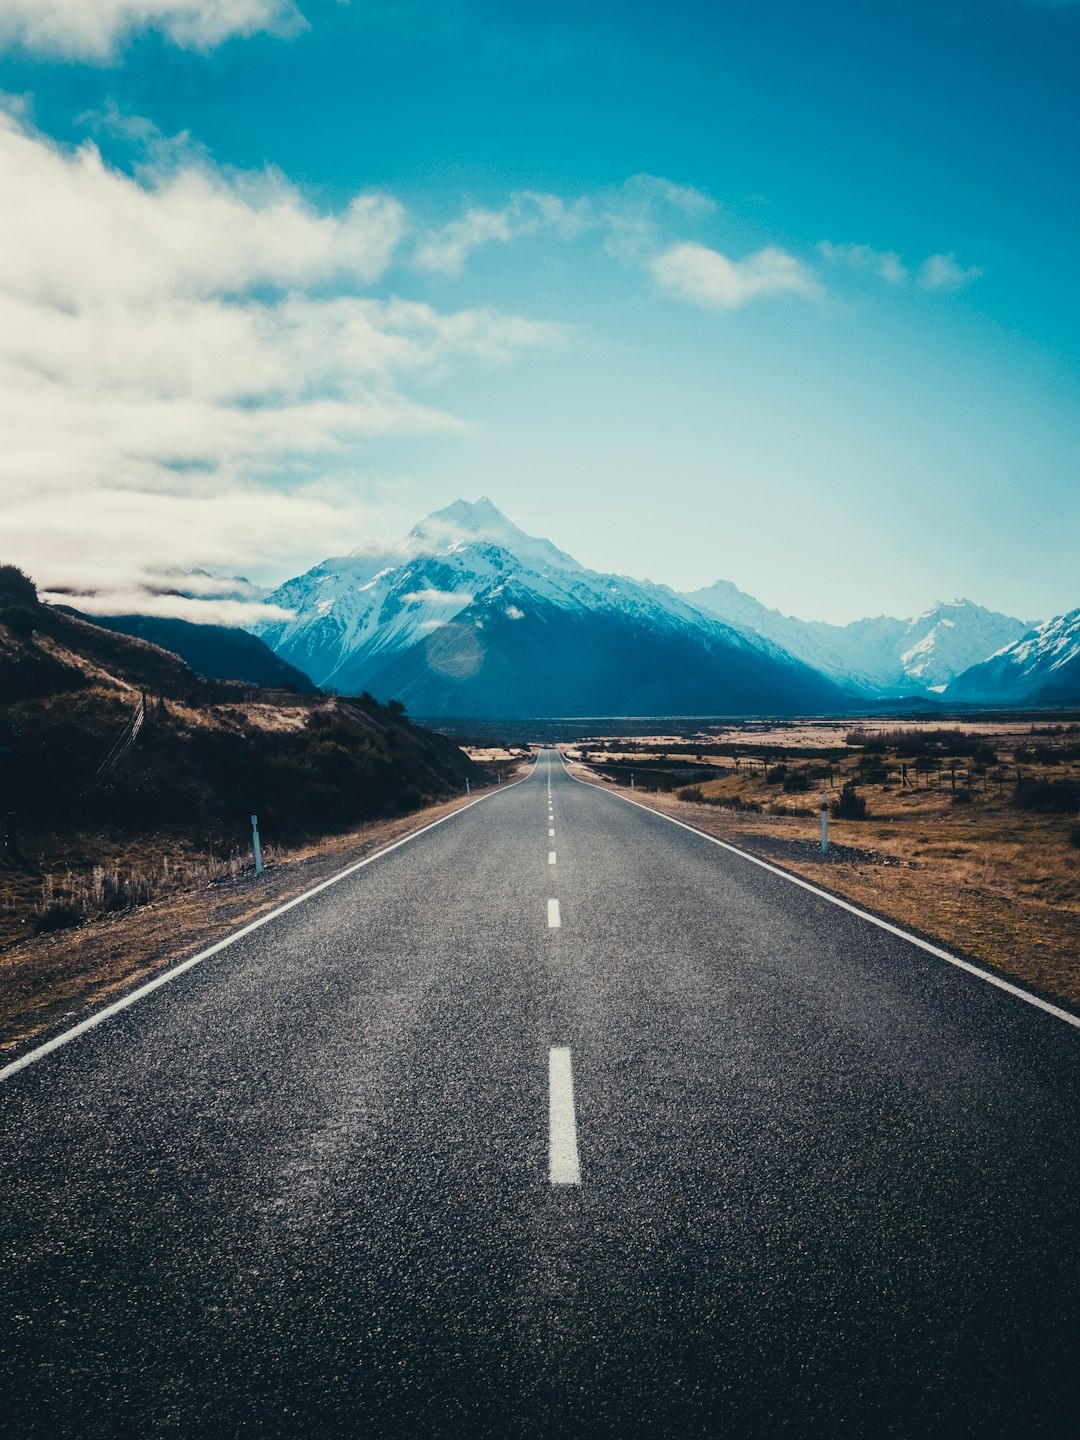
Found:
[0,111,563,617]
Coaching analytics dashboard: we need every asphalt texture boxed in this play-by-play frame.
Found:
[2,751,1079,1439]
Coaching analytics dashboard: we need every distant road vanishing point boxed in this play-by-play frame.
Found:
[2,752,1079,1438]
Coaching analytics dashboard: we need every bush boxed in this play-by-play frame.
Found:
[831,783,868,820]
[782,770,811,792]
[33,902,83,935]
[1015,776,1080,815]
[1,606,37,638]
[951,789,974,805]
[678,785,704,803]
[1070,825,1080,849]
[0,563,38,607]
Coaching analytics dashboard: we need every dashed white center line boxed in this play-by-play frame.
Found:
[548,851,557,865]
[547,897,561,927]
[548,1047,581,1185]
[548,827,555,837]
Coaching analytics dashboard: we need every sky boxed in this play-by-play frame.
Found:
[0,0,1077,627]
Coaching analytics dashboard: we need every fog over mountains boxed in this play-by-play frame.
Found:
[252,498,1076,716]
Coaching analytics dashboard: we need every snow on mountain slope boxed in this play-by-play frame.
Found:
[683,582,1033,694]
[946,608,1080,704]
[256,498,853,715]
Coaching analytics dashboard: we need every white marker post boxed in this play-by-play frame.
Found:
[251,814,264,874]
[820,791,829,855]
[466,778,471,796]
[630,772,635,790]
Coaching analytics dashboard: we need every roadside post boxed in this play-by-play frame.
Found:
[466,778,471,796]
[251,814,263,875]
[820,790,829,855]
[630,772,635,790]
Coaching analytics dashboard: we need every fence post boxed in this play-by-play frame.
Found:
[820,790,829,855]
[251,814,263,875]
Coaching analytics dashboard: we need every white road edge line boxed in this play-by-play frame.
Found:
[548,1046,581,1185]
[548,898,561,928]
[0,759,543,1085]
[556,750,1080,1032]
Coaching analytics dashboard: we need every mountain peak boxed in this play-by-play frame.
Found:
[405,496,584,573]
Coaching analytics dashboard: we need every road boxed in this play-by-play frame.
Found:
[2,749,1079,1438]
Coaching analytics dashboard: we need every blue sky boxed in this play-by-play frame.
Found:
[0,0,1077,625]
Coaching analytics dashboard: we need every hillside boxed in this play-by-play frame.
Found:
[0,569,487,946]
[83,611,318,692]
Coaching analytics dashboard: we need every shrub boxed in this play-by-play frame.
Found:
[1070,824,1080,849]
[0,563,38,607]
[678,785,704,803]
[33,902,83,935]
[782,770,810,792]
[831,783,868,820]
[951,789,974,805]
[1,606,37,638]
[766,764,787,784]
[1015,776,1080,815]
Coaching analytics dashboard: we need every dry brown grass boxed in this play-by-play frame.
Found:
[564,742,1080,1014]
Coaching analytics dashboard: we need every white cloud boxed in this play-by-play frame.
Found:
[415,173,712,277]
[0,0,305,59]
[817,240,908,284]
[818,239,983,294]
[0,113,565,617]
[43,589,294,626]
[919,252,984,290]
[650,241,819,311]
[414,191,587,275]
[401,589,474,606]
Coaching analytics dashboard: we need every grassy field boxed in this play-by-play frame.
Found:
[566,719,1080,1012]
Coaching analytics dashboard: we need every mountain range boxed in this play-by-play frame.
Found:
[251,497,1079,716]
[683,582,1034,695]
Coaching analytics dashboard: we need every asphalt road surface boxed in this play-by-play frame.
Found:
[2,750,1079,1439]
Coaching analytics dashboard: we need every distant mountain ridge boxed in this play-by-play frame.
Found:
[946,609,1080,705]
[85,613,317,692]
[682,580,1035,696]
[255,498,853,718]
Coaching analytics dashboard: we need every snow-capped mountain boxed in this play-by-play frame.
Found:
[256,498,853,717]
[945,608,1080,705]
[682,581,1034,695]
